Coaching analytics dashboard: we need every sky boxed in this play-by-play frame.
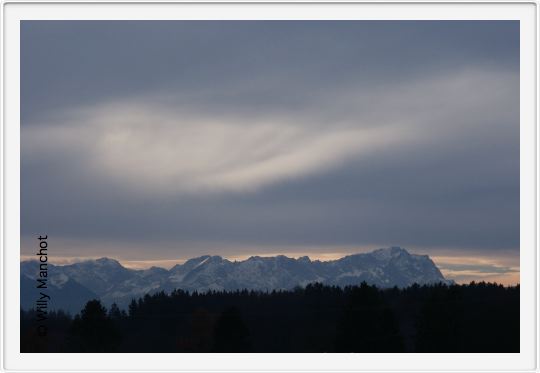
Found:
[20,21,520,284]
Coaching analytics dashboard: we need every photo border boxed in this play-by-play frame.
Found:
[1,1,538,372]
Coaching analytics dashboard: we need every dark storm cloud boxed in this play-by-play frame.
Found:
[21,21,518,123]
[21,21,519,261]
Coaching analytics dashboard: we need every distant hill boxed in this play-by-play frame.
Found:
[20,247,451,313]
[20,271,98,314]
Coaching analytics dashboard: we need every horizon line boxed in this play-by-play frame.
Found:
[20,248,520,286]
[21,248,400,268]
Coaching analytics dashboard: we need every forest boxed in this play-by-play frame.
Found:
[20,281,519,353]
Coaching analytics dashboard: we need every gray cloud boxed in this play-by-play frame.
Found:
[21,21,519,263]
[438,263,519,274]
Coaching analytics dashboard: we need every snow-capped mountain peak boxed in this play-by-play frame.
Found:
[20,247,452,312]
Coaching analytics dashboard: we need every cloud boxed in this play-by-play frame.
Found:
[431,255,520,285]
[438,263,518,274]
[20,21,519,261]
[22,67,517,196]
[21,21,519,125]
[24,105,399,194]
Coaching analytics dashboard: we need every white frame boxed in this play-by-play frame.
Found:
[1,1,538,372]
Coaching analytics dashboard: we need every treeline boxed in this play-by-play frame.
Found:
[21,281,519,353]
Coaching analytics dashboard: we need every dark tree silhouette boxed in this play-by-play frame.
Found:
[212,307,251,352]
[335,282,404,352]
[414,282,519,352]
[20,282,519,353]
[108,303,123,320]
[69,299,120,352]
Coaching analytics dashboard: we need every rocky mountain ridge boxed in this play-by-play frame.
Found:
[21,247,451,313]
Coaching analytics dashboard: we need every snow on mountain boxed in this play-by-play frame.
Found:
[20,247,452,312]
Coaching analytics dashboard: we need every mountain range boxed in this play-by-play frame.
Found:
[20,246,452,313]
